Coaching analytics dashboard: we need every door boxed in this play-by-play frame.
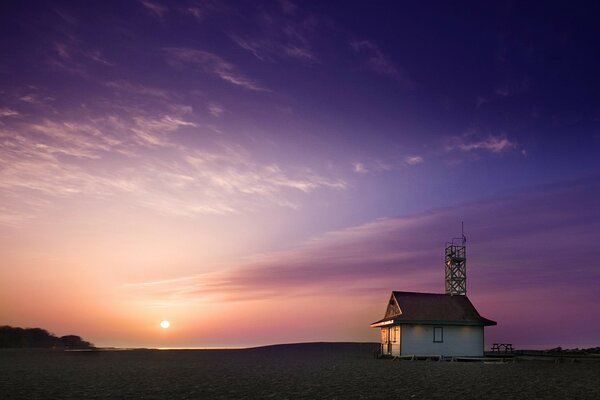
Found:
[380,327,390,355]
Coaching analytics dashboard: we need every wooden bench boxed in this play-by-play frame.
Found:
[491,343,514,353]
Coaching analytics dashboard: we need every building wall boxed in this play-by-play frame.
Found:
[400,324,484,357]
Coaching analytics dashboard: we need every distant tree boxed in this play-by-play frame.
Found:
[25,328,56,348]
[0,326,26,347]
[0,326,94,349]
[59,335,93,349]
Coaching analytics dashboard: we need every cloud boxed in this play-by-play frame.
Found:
[53,8,78,25]
[447,134,518,153]
[131,112,197,147]
[282,45,317,62]
[54,42,70,60]
[279,0,298,15]
[179,0,226,21]
[230,36,269,61]
[164,47,267,91]
[104,80,172,100]
[353,162,367,174]
[494,77,529,98]
[0,106,345,223]
[27,119,122,158]
[207,103,224,117]
[350,40,412,86]
[48,38,114,77]
[124,178,600,347]
[185,6,203,19]
[19,94,47,104]
[350,156,423,174]
[404,155,423,165]
[0,206,35,226]
[139,0,167,18]
[476,96,489,107]
[184,152,345,196]
[53,41,113,66]
[0,108,19,118]
[84,50,115,66]
[229,9,319,63]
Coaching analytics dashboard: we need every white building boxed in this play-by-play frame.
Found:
[371,291,496,357]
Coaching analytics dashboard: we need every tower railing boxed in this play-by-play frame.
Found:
[445,242,466,296]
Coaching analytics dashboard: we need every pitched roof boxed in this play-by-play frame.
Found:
[371,291,496,327]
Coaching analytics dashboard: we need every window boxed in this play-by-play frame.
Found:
[433,327,443,343]
[391,326,396,342]
[381,328,388,342]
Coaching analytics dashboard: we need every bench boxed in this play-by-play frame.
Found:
[491,343,514,353]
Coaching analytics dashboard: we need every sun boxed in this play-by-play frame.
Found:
[160,320,170,329]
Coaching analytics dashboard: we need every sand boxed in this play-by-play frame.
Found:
[1,343,599,399]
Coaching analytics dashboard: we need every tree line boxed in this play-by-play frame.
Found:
[0,326,94,349]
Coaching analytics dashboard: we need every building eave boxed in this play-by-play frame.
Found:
[370,319,395,327]
[371,318,497,327]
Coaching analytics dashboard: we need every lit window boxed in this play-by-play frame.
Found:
[381,328,388,342]
[433,327,443,343]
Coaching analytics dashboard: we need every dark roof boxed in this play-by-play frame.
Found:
[371,291,496,327]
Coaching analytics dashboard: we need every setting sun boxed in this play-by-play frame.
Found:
[160,321,170,329]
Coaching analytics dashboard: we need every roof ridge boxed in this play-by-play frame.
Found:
[392,290,460,296]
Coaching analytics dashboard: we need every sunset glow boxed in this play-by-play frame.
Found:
[1,1,599,350]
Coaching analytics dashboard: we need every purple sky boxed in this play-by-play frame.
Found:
[0,1,599,348]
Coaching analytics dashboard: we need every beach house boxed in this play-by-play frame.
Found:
[371,235,496,358]
[371,291,496,357]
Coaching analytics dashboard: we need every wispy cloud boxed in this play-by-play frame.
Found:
[350,40,412,86]
[230,36,269,61]
[0,105,345,224]
[207,102,224,117]
[282,45,316,62]
[279,0,298,15]
[54,42,70,59]
[447,134,518,153]
[350,155,423,174]
[184,151,345,196]
[123,178,600,348]
[105,80,172,100]
[131,111,197,147]
[353,162,367,174]
[229,7,319,63]
[19,94,47,104]
[53,41,114,66]
[0,108,19,118]
[164,47,267,91]
[179,0,226,21]
[139,0,168,18]
[404,155,424,165]
[48,37,114,77]
[84,50,115,66]
[0,206,35,226]
[185,5,203,20]
[494,77,529,98]
[53,7,78,25]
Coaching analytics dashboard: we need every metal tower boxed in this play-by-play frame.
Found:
[445,224,467,295]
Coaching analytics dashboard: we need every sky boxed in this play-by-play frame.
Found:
[0,0,599,349]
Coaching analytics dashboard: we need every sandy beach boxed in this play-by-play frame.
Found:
[1,343,598,399]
